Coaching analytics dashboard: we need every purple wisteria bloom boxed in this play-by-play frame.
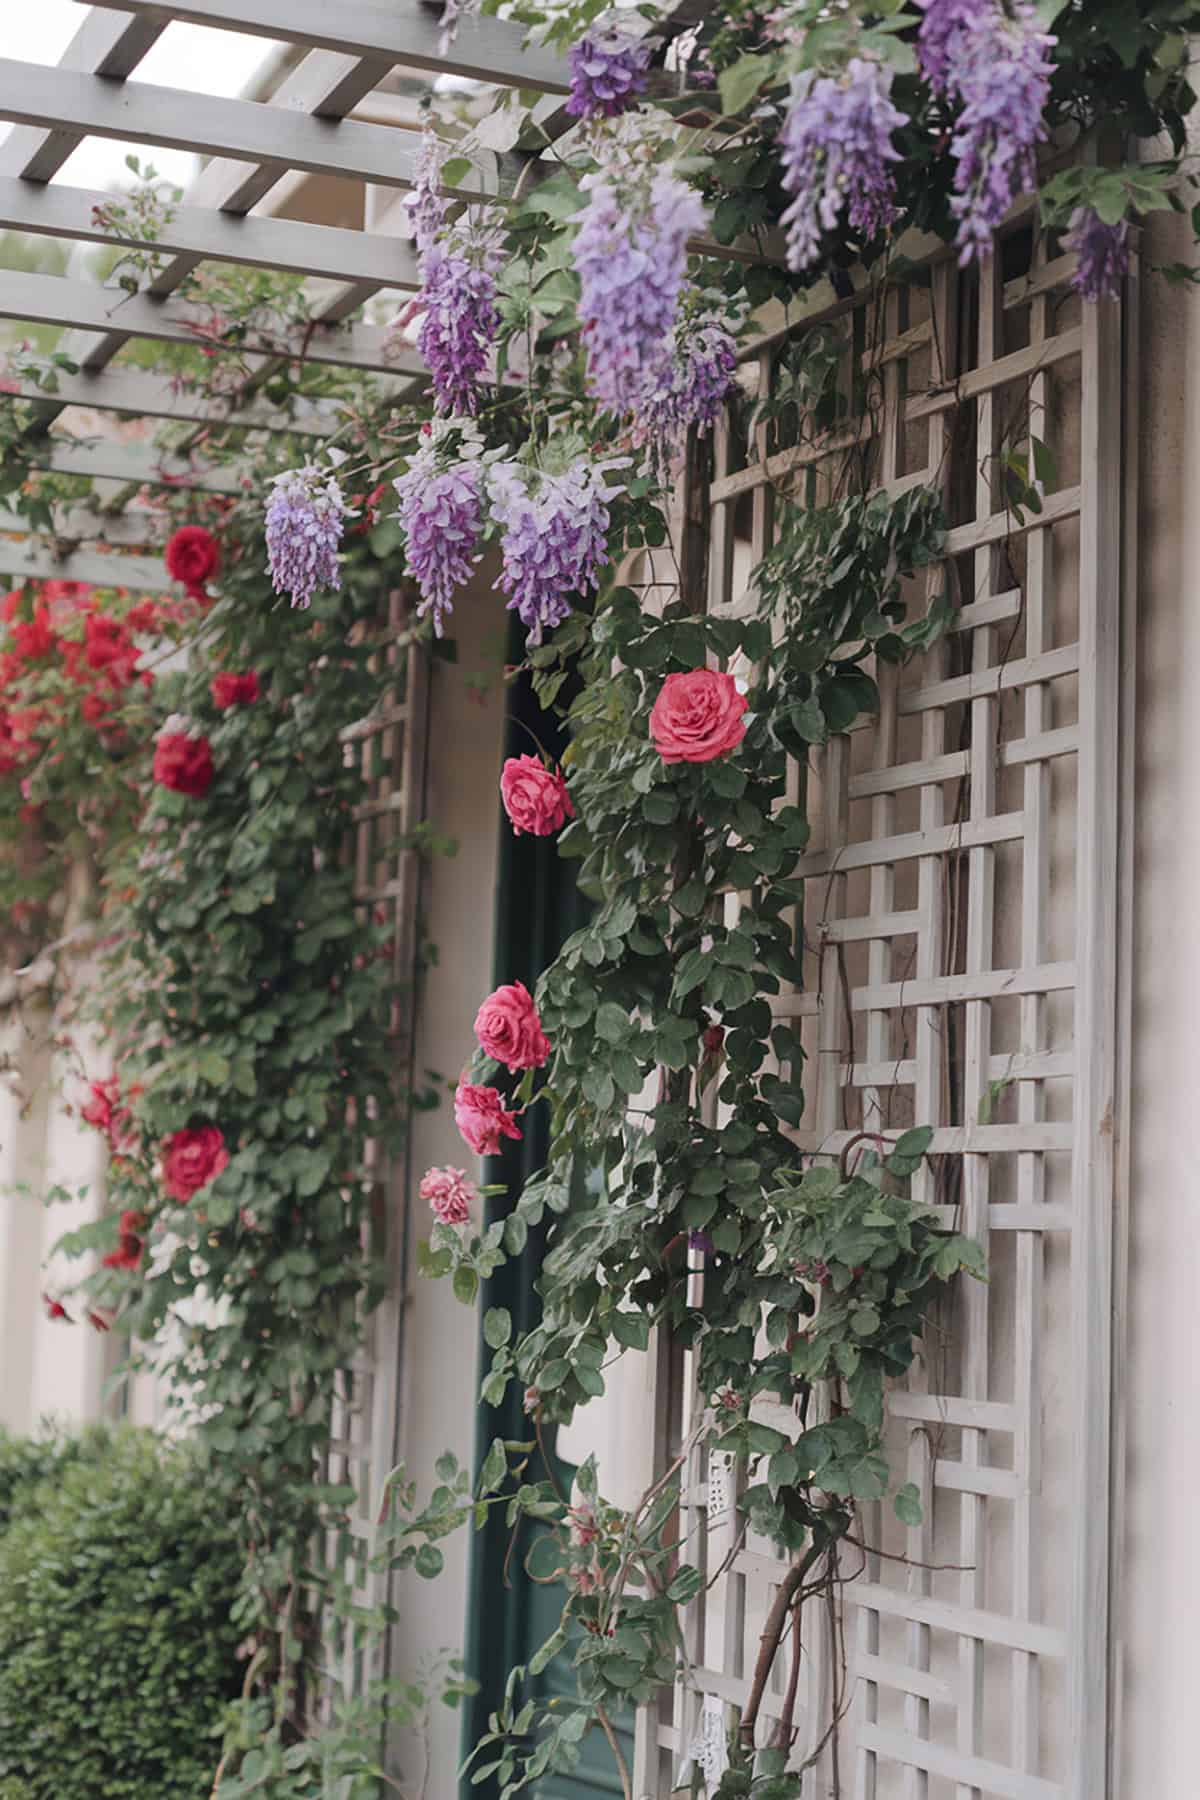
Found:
[407,125,448,256]
[405,122,501,415]
[566,30,650,119]
[573,170,707,416]
[633,314,738,463]
[393,425,485,636]
[418,238,502,416]
[916,0,984,93]
[1064,205,1129,302]
[779,58,906,274]
[265,464,349,609]
[919,0,1055,265]
[487,459,614,642]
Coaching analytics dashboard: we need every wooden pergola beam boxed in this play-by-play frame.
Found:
[1,363,343,436]
[0,506,168,551]
[0,535,176,593]
[25,437,245,497]
[0,269,423,379]
[0,8,167,183]
[0,60,443,198]
[92,0,571,94]
[0,175,421,293]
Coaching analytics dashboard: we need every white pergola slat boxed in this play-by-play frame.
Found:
[0,9,167,182]
[24,437,244,495]
[0,270,423,378]
[0,505,167,550]
[95,0,572,93]
[2,365,342,434]
[0,535,175,592]
[0,61,439,197]
[0,176,420,292]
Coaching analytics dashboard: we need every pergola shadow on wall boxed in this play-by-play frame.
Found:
[0,10,1132,1800]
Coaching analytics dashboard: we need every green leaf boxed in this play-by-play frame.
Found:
[718,52,776,118]
[453,1264,479,1306]
[484,1307,512,1350]
[894,1481,923,1527]
[666,1563,705,1603]
[415,1542,445,1579]
[479,1436,507,1494]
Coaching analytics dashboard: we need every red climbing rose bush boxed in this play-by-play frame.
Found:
[0,579,183,944]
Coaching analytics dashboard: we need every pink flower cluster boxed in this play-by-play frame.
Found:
[420,1165,477,1225]
[650,668,748,764]
[500,755,574,837]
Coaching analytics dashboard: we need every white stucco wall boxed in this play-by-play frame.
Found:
[387,573,511,1794]
[0,1012,111,1432]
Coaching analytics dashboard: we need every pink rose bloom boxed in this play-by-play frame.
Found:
[162,1125,229,1202]
[420,1165,477,1225]
[473,981,551,1072]
[454,1080,522,1157]
[500,755,574,836]
[650,669,748,764]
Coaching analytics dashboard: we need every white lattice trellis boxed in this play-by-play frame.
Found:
[322,593,429,1700]
[635,223,1127,1800]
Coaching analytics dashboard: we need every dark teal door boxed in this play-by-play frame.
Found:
[460,650,632,1798]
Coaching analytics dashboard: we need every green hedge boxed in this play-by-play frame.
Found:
[0,1425,243,1798]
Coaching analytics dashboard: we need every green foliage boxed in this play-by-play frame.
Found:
[0,1427,241,1800]
[419,486,980,1791]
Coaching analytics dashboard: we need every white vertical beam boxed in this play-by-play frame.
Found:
[1067,264,1124,1800]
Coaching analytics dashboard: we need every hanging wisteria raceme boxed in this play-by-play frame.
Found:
[916,0,984,94]
[404,121,502,415]
[264,463,350,609]
[927,0,1055,264]
[631,311,738,463]
[1064,205,1130,302]
[418,231,503,417]
[572,168,707,415]
[779,57,906,274]
[487,459,615,643]
[566,29,650,120]
[392,421,486,636]
[406,124,449,256]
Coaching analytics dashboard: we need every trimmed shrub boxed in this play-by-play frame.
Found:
[0,1425,243,1798]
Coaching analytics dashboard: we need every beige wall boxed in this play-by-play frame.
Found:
[0,1012,111,1432]
[387,572,510,1794]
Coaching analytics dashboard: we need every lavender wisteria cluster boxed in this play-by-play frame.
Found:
[566,29,650,120]
[487,459,615,642]
[392,420,486,636]
[404,126,502,416]
[632,312,739,463]
[1063,205,1130,303]
[265,462,350,609]
[572,168,707,415]
[917,0,1055,265]
[779,57,905,274]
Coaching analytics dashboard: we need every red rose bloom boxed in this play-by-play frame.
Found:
[43,1294,71,1323]
[211,671,260,709]
[454,1080,522,1157]
[473,981,551,1072]
[84,612,139,686]
[165,525,220,592]
[153,732,214,797]
[650,669,748,764]
[500,755,574,837]
[162,1125,229,1202]
[102,1230,143,1272]
[12,608,56,662]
